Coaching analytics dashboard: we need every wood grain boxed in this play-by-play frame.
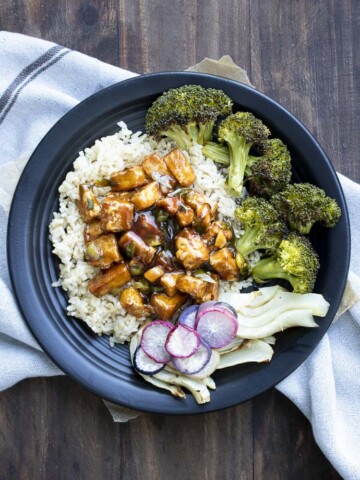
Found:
[0,0,356,478]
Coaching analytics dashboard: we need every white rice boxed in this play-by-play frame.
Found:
[49,122,254,344]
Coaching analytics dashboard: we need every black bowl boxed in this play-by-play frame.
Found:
[7,72,350,414]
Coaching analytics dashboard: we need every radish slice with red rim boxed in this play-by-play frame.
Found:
[196,306,238,348]
[141,321,173,363]
[178,305,199,329]
[196,301,217,320]
[133,346,165,375]
[165,324,200,358]
[214,301,238,319]
[171,338,212,375]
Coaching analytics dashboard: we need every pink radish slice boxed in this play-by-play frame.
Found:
[133,346,165,375]
[178,305,199,329]
[196,301,217,320]
[141,321,173,363]
[196,307,238,348]
[165,324,200,358]
[172,339,212,375]
[214,301,238,319]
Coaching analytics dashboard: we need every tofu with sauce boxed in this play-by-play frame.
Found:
[159,271,185,297]
[209,247,240,281]
[144,266,165,283]
[175,228,210,270]
[131,182,163,210]
[202,221,233,248]
[118,231,156,265]
[185,190,217,227]
[100,193,134,232]
[84,220,104,243]
[132,212,164,247]
[110,166,148,192]
[157,196,182,216]
[85,234,122,269]
[153,250,178,272]
[176,205,195,227]
[150,292,188,319]
[163,148,196,187]
[119,286,154,318]
[88,262,131,297]
[141,153,176,193]
[176,273,219,303]
[78,184,102,223]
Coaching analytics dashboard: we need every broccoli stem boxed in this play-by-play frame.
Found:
[163,125,192,151]
[227,138,251,195]
[198,121,216,145]
[288,220,313,235]
[236,227,261,257]
[202,142,230,165]
[252,257,294,287]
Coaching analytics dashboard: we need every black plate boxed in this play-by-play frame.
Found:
[7,72,350,414]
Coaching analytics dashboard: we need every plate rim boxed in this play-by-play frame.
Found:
[7,71,351,414]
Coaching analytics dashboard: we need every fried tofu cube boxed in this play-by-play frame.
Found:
[118,231,156,265]
[88,263,131,297]
[144,266,165,283]
[113,191,134,201]
[163,148,196,187]
[210,247,240,281]
[202,221,233,246]
[157,196,182,216]
[130,182,163,211]
[176,205,195,227]
[110,166,148,192]
[176,273,219,303]
[185,190,217,228]
[175,228,210,270]
[176,275,207,302]
[119,286,154,318]
[160,271,185,297]
[84,220,104,243]
[215,230,228,248]
[203,273,220,302]
[78,184,102,223]
[132,212,164,246]
[85,234,122,269]
[100,193,134,232]
[142,153,176,193]
[150,292,188,320]
[153,250,178,272]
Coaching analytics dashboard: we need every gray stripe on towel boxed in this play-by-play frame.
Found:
[0,46,70,126]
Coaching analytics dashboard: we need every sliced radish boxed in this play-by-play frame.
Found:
[178,305,199,329]
[196,306,238,348]
[172,339,212,375]
[196,301,217,321]
[214,301,238,319]
[191,349,221,379]
[133,346,165,375]
[165,324,200,358]
[141,321,173,363]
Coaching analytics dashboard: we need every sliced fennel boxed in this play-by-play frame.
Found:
[218,340,273,369]
[236,309,318,339]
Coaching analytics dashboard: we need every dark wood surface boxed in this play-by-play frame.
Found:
[0,1,358,478]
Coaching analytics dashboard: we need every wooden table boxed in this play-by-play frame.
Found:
[0,1,357,478]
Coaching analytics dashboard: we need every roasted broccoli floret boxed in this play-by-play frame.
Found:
[245,138,292,197]
[145,85,233,151]
[251,232,320,293]
[217,112,270,195]
[235,197,287,268]
[271,183,341,234]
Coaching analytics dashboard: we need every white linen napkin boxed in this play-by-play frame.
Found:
[1,32,359,479]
